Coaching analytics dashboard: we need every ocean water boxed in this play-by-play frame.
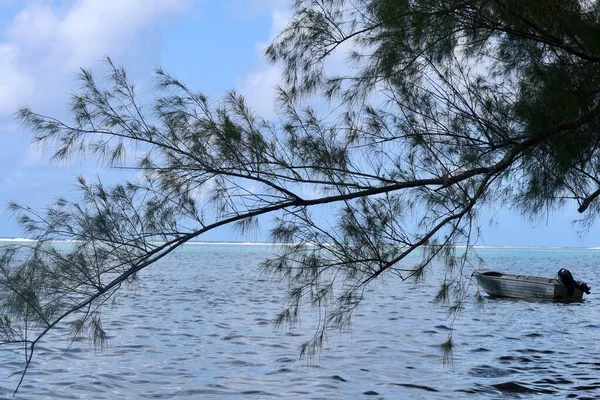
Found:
[0,244,599,399]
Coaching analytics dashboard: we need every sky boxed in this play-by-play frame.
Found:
[0,0,598,247]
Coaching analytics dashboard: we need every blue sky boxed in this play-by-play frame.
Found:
[0,0,598,246]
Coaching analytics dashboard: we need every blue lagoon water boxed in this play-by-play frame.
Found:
[1,244,599,399]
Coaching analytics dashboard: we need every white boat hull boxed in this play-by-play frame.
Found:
[474,271,584,301]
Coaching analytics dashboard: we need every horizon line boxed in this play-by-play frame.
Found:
[0,237,598,249]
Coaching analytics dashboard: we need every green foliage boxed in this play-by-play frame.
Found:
[5,0,600,392]
[440,335,454,366]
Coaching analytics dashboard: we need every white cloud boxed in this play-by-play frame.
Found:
[0,43,33,114]
[265,3,292,37]
[241,64,281,118]
[239,1,355,119]
[0,0,191,116]
[239,1,290,118]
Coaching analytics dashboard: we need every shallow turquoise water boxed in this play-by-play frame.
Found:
[0,245,599,399]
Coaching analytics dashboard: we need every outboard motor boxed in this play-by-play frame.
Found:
[557,268,591,295]
[579,281,592,295]
[557,268,575,287]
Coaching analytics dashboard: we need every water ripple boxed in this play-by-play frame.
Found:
[1,246,599,399]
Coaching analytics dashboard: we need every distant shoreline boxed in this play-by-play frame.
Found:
[0,238,598,249]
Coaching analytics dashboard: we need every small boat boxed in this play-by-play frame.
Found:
[473,269,590,301]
